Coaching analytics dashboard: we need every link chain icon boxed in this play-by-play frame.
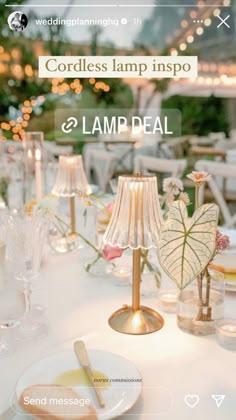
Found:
[61,116,78,134]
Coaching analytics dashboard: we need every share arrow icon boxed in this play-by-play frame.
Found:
[211,395,226,408]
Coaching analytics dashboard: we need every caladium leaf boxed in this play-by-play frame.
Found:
[158,201,219,290]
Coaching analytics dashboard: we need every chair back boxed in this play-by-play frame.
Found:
[85,149,119,192]
[134,156,187,179]
[195,160,236,227]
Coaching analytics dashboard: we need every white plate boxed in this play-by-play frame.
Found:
[225,281,236,292]
[13,349,142,420]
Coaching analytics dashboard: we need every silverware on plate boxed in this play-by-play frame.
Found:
[74,340,105,408]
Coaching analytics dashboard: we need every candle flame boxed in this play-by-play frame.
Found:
[35,148,41,161]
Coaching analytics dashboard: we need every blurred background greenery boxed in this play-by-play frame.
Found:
[0,0,235,143]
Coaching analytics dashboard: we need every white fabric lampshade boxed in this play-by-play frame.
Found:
[52,155,90,197]
[103,174,163,249]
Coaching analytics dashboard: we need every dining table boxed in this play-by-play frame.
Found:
[1,213,236,420]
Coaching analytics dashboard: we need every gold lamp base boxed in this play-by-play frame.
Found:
[108,305,164,335]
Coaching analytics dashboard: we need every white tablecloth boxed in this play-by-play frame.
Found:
[1,226,236,420]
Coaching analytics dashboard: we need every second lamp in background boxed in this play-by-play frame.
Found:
[51,155,90,253]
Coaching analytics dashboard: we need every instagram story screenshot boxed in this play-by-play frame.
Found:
[0,0,236,419]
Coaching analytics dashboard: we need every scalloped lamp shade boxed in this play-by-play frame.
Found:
[52,155,90,197]
[104,174,164,335]
[103,174,163,249]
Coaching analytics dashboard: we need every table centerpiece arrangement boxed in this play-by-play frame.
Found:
[158,170,230,335]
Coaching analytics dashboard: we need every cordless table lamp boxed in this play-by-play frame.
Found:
[52,155,90,235]
[104,173,164,335]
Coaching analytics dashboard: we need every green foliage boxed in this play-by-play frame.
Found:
[162,95,229,136]
[158,201,219,289]
[82,79,133,109]
[0,6,134,136]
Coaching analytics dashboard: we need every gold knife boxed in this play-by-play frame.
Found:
[74,340,105,408]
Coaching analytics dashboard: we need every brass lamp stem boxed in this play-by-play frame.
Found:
[132,248,141,311]
[70,195,76,235]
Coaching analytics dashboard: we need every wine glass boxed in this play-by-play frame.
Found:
[0,271,26,357]
[6,214,48,341]
[109,177,118,194]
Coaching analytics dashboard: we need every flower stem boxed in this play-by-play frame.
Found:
[88,194,112,216]
[195,184,200,210]
[85,253,101,272]
[140,250,161,288]
[205,267,212,321]
[55,215,100,255]
[196,273,203,321]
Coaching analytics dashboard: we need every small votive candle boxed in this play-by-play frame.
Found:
[0,240,6,290]
[158,289,178,313]
[216,319,236,351]
[112,266,132,286]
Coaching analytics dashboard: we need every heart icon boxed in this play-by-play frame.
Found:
[184,394,200,408]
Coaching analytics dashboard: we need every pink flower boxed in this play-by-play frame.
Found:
[166,193,175,207]
[163,177,183,195]
[102,244,123,261]
[179,192,190,205]
[97,201,114,226]
[216,231,230,253]
[106,201,115,213]
[187,171,211,184]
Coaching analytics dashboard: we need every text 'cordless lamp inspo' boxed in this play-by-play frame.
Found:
[103,173,164,335]
[52,155,90,235]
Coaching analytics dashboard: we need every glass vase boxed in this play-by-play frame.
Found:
[48,223,80,254]
[84,249,114,276]
[48,208,83,254]
[177,270,224,336]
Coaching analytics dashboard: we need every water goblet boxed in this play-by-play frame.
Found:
[6,214,48,341]
[0,271,26,357]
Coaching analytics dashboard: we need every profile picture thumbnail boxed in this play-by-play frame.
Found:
[8,11,28,32]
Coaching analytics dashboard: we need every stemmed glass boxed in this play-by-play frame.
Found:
[0,211,26,356]
[0,272,26,357]
[6,214,48,341]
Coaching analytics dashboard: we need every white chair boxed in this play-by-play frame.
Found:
[84,149,119,192]
[134,156,187,179]
[44,142,73,160]
[226,149,236,165]
[83,143,104,178]
[195,160,236,228]
[2,140,23,154]
[161,138,185,159]
[209,132,226,142]
[230,129,236,142]
[189,136,215,147]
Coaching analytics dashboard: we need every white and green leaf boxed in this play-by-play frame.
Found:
[157,201,219,290]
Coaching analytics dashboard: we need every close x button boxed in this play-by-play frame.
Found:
[216,14,231,29]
